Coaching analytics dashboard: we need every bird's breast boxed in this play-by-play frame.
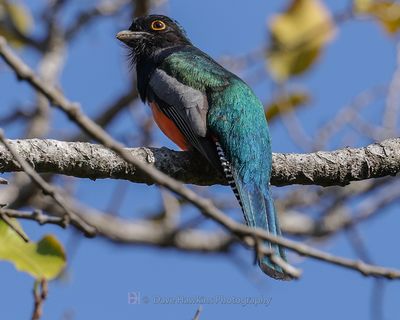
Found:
[149,101,190,150]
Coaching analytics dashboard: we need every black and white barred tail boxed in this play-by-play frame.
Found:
[214,140,243,208]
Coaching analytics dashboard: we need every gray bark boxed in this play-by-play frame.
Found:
[0,138,399,187]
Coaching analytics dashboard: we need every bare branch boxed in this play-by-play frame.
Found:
[6,180,400,279]
[193,306,202,320]
[51,194,400,279]
[383,41,400,134]
[0,209,29,242]
[0,138,399,186]
[0,208,65,227]
[31,279,48,320]
[24,193,235,253]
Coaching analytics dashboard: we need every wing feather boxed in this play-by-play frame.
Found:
[148,68,220,170]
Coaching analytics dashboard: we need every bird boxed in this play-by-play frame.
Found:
[116,15,291,280]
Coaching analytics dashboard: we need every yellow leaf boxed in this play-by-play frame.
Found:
[267,0,335,82]
[354,0,374,12]
[0,0,33,47]
[265,91,310,121]
[0,219,66,280]
[356,1,400,35]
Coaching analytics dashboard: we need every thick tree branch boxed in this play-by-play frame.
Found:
[0,138,399,186]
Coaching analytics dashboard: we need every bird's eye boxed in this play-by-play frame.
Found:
[151,20,166,31]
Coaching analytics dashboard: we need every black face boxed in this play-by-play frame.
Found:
[116,15,191,61]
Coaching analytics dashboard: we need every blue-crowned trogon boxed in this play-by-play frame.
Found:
[117,15,291,280]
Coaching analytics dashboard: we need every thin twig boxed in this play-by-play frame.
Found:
[192,306,202,320]
[0,210,29,242]
[31,279,48,320]
[314,86,387,150]
[0,208,65,227]
[383,41,400,135]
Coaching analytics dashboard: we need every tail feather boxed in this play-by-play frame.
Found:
[235,178,292,281]
[215,140,291,280]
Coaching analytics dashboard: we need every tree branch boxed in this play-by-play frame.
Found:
[22,192,400,279]
[0,138,399,186]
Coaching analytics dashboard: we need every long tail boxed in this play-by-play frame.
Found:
[236,180,291,280]
[215,142,291,280]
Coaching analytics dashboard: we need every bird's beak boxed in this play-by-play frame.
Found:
[116,30,148,44]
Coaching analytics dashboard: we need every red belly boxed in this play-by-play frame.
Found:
[149,102,190,150]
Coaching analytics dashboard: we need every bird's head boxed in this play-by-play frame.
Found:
[116,15,191,62]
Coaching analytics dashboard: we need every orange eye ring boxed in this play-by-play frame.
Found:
[151,20,166,31]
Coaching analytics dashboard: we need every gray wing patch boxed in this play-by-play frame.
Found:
[149,68,208,137]
[148,68,221,171]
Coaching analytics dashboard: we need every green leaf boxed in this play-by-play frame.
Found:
[0,219,66,280]
[267,0,335,82]
[265,91,310,121]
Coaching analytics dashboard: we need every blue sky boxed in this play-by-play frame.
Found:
[1,0,400,319]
